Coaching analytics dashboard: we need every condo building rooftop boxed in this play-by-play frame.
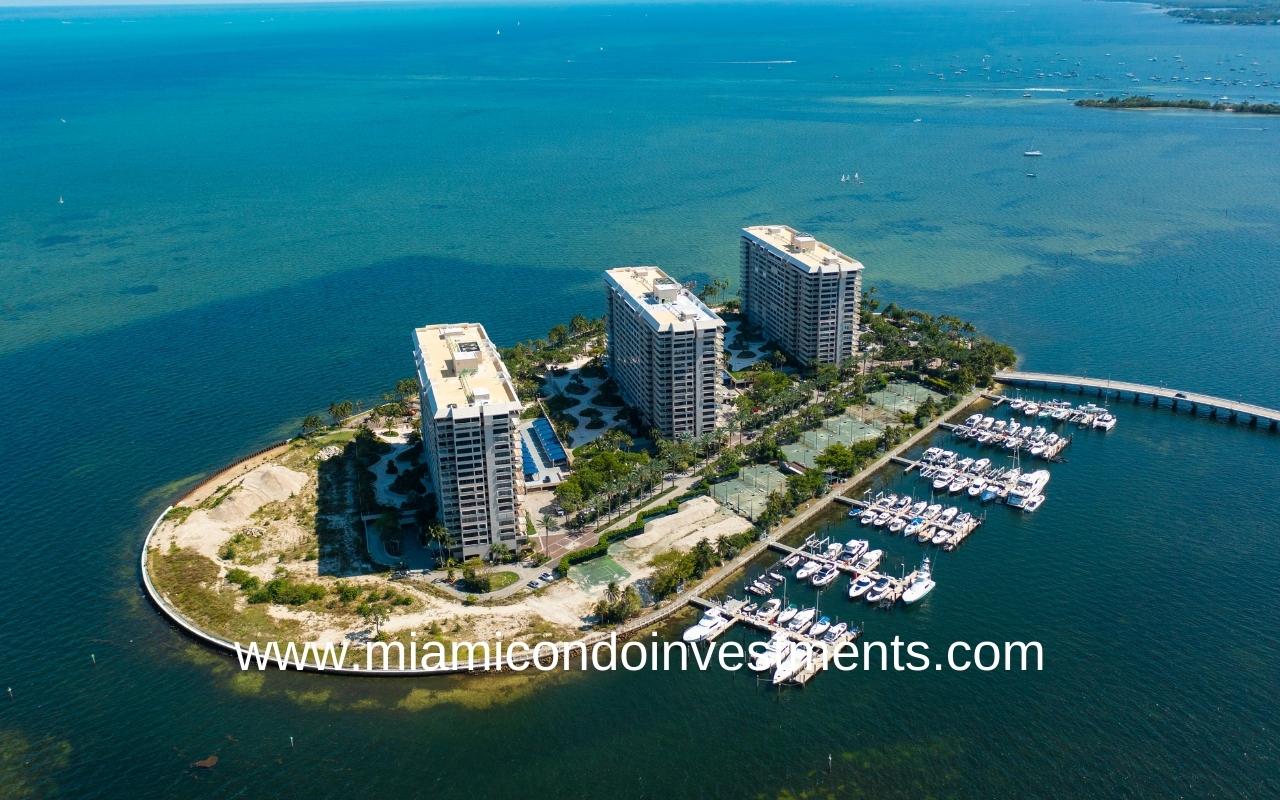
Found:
[742,225,864,273]
[604,266,725,332]
[413,323,521,417]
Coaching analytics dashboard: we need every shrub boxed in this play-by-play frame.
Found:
[247,576,327,606]
[225,568,260,592]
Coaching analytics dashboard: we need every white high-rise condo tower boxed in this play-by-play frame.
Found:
[413,323,524,561]
[604,267,725,440]
[740,225,863,366]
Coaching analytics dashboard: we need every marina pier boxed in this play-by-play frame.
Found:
[688,596,861,685]
[994,371,1280,430]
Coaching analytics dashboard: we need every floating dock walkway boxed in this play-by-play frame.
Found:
[765,541,915,603]
[994,371,1280,431]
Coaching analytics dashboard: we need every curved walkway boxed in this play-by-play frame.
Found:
[994,370,1279,429]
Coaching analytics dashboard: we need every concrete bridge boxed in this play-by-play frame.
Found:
[993,371,1279,431]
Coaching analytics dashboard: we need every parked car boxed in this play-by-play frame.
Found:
[527,580,542,590]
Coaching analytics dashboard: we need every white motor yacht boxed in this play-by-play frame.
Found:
[843,539,869,560]
[822,622,849,643]
[901,557,936,604]
[787,607,816,632]
[772,641,815,685]
[1094,413,1117,431]
[873,511,892,527]
[848,575,874,599]
[749,632,793,672]
[938,506,959,524]
[854,549,883,571]
[930,528,950,546]
[1007,469,1051,509]
[932,469,955,492]
[923,503,942,520]
[903,517,926,537]
[888,517,907,533]
[682,609,727,642]
[948,474,970,493]
[811,565,839,587]
[757,598,782,622]
[967,478,986,498]
[865,576,893,603]
[1023,494,1046,512]
[858,508,876,524]
[809,616,832,638]
[795,560,820,580]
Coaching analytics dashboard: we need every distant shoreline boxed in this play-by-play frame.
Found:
[1075,96,1280,115]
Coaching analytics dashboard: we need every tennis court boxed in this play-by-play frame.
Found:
[709,464,786,520]
[866,381,946,415]
[568,556,630,590]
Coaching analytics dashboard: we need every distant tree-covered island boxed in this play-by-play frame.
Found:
[1109,2,1280,25]
[1075,96,1280,115]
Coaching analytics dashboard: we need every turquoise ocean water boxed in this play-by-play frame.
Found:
[1,2,1278,797]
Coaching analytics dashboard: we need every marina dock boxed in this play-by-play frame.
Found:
[842,497,982,551]
[688,595,861,686]
[765,540,914,600]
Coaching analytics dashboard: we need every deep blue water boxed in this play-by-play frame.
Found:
[1,2,1278,798]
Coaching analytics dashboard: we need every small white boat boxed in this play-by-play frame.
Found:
[939,507,959,524]
[903,517,926,536]
[922,503,942,520]
[822,622,849,643]
[918,525,935,543]
[782,554,800,568]
[973,458,991,472]
[795,560,820,580]
[757,598,782,622]
[1023,494,1045,512]
[776,604,799,625]
[901,557,936,604]
[888,517,907,533]
[1023,403,1041,417]
[967,479,986,498]
[825,542,843,559]
[1024,150,1043,157]
[908,500,927,516]
[930,528,950,546]
[1009,399,1026,410]
[749,632,792,672]
[1094,413,1116,431]
[848,575,874,599]
[809,616,832,638]
[948,474,969,493]
[858,509,876,525]
[873,511,892,527]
